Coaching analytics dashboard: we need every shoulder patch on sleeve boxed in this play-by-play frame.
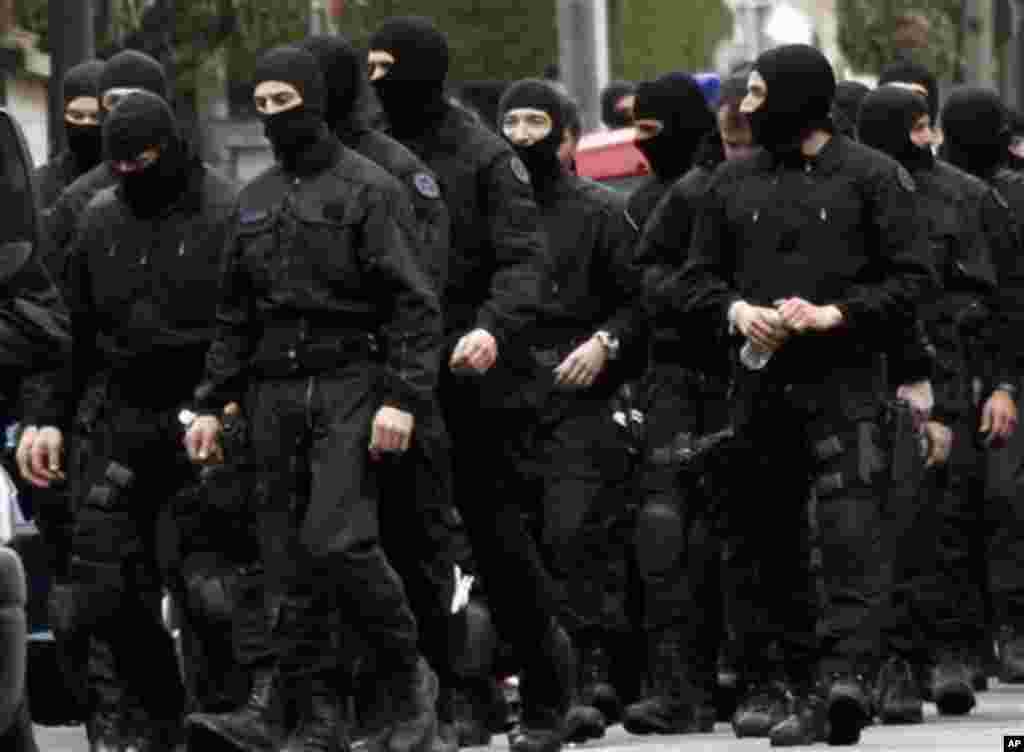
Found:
[509,156,531,185]
[896,166,916,193]
[239,208,269,225]
[412,172,441,199]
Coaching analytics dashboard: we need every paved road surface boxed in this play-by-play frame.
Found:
[34,683,1024,751]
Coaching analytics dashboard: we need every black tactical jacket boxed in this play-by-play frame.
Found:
[197,135,441,418]
[34,151,86,210]
[983,168,1024,393]
[40,162,117,285]
[670,135,936,382]
[22,159,238,428]
[391,103,547,343]
[337,123,450,293]
[908,160,999,423]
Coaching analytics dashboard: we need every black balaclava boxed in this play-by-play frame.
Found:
[103,91,188,218]
[940,86,1009,180]
[633,72,716,179]
[833,80,870,139]
[252,45,329,170]
[498,79,566,195]
[62,59,105,170]
[878,59,939,123]
[369,16,449,137]
[600,81,635,128]
[301,34,364,137]
[98,49,168,105]
[858,86,933,171]
[749,44,836,155]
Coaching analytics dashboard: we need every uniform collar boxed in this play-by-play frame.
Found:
[755,131,845,175]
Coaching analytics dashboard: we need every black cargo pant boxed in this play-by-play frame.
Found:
[160,460,263,713]
[979,418,1024,636]
[56,400,187,735]
[881,406,985,667]
[247,367,420,684]
[439,362,565,714]
[729,367,891,684]
[634,364,728,702]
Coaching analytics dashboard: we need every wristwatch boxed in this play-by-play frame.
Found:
[595,330,620,360]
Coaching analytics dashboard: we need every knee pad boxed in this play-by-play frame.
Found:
[0,548,26,610]
[451,599,497,679]
[185,569,237,626]
[634,500,684,577]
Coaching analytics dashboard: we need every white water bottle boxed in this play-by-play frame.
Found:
[740,340,773,371]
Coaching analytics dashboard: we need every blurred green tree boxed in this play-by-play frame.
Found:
[836,0,961,77]
[612,0,732,80]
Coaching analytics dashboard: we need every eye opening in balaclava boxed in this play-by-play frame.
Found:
[252,45,328,168]
[62,59,105,170]
[98,50,168,114]
[632,72,716,179]
[857,85,933,171]
[102,90,187,217]
[497,79,567,191]
[369,16,449,136]
[301,34,364,135]
[601,81,635,129]
[878,59,938,123]
[747,44,836,155]
[940,86,1009,179]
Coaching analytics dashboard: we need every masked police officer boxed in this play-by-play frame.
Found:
[495,79,640,746]
[34,60,105,211]
[184,45,442,752]
[367,18,571,752]
[624,73,730,736]
[18,90,239,751]
[42,49,169,285]
[858,84,1006,722]
[666,44,935,746]
[939,87,1024,684]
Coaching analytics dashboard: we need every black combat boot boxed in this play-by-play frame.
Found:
[768,688,828,747]
[577,640,621,724]
[281,678,345,752]
[372,657,439,752]
[509,623,573,752]
[930,654,976,716]
[874,657,923,724]
[731,681,791,738]
[449,680,493,747]
[822,673,870,745]
[623,627,715,735]
[563,634,607,743]
[999,627,1024,683]
[186,668,282,752]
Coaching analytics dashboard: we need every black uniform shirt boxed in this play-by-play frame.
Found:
[673,134,936,380]
[393,103,547,343]
[200,135,442,418]
[23,161,238,428]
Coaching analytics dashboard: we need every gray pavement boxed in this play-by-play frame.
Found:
[33,683,1024,751]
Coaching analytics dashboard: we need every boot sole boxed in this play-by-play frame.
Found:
[827,696,864,746]
[935,686,976,716]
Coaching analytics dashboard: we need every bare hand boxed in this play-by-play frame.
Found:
[185,416,224,465]
[449,329,498,374]
[554,337,608,388]
[18,426,65,488]
[369,406,415,461]
[776,298,844,333]
[980,389,1018,447]
[924,420,953,468]
[732,301,790,352]
[897,380,935,430]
